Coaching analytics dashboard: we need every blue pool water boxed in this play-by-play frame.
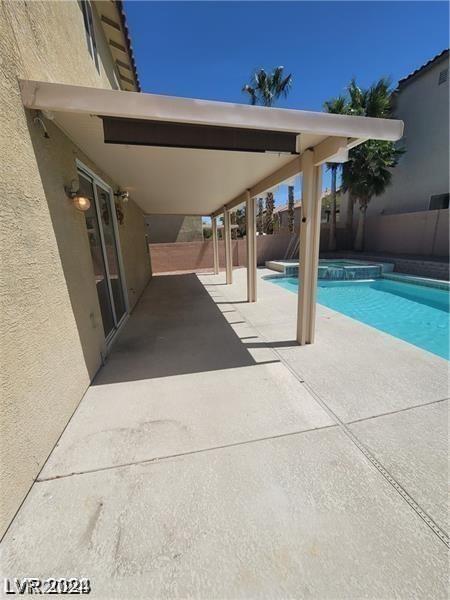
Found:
[269,276,449,360]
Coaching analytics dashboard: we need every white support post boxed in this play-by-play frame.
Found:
[212,216,219,275]
[297,151,322,345]
[224,207,233,284]
[306,163,323,343]
[246,192,257,302]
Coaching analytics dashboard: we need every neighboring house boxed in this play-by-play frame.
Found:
[274,200,302,231]
[1,1,151,536]
[274,189,335,230]
[145,215,204,243]
[366,49,449,217]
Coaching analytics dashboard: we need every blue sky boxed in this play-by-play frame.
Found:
[124,1,448,208]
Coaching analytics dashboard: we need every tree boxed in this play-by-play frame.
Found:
[323,96,347,251]
[235,208,246,238]
[287,185,295,233]
[343,139,403,250]
[257,198,264,234]
[230,211,237,239]
[341,78,404,250]
[242,66,292,235]
[273,211,281,233]
[242,66,292,107]
[265,192,275,234]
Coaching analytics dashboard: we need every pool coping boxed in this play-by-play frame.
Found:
[263,270,449,361]
[382,272,450,290]
[264,267,450,291]
[265,258,395,279]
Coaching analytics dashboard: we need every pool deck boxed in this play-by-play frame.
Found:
[1,268,448,599]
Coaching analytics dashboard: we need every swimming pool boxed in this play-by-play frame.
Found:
[268,276,449,360]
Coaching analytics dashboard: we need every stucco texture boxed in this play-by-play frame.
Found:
[367,57,449,216]
[1,1,150,537]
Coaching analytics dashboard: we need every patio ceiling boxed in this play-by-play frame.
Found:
[20,80,403,216]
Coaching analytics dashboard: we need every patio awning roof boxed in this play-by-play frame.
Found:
[20,80,403,216]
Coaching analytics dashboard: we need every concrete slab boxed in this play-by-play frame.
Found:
[1,429,446,599]
[40,361,333,479]
[93,274,259,385]
[350,400,449,533]
[201,269,448,423]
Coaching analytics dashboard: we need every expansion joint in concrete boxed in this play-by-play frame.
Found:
[212,288,450,549]
[36,423,338,484]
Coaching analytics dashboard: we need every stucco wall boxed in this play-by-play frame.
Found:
[364,209,449,257]
[145,215,204,243]
[0,1,150,537]
[367,57,449,216]
[119,200,152,310]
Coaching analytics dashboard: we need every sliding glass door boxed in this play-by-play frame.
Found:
[79,168,127,341]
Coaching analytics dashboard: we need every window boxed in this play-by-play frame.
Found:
[429,193,449,210]
[80,1,99,72]
[438,68,448,85]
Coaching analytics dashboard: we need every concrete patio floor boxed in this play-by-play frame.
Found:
[1,269,448,599]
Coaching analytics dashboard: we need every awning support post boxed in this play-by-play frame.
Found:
[224,207,233,284]
[212,216,219,275]
[297,151,322,344]
[246,191,257,302]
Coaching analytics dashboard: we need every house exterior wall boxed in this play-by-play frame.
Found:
[0,1,150,537]
[145,215,204,243]
[367,55,449,216]
[277,206,301,232]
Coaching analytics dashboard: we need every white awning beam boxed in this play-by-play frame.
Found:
[20,80,403,217]
[20,79,403,140]
[211,136,352,217]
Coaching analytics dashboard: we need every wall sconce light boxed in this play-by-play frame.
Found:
[114,189,129,203]
[64,180,91,212]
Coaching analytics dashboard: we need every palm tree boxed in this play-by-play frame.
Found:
[242,66,292,107]
[287,185,295,233]
[235,208,246,238]
[265,192,275,234]
[257,198,264,234]
[342,78,403,250]
[343,140,403,250]
[323,96,347,251]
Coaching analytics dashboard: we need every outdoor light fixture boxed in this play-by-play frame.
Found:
[64,180,91,212]
[114,189,130,203]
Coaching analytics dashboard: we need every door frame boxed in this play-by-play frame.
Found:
[76,160,129,346]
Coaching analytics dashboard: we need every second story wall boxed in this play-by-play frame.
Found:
[2,1,120,90]
[367,53,449,216]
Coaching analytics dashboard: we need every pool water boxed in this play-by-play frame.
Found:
[269,276,450,360]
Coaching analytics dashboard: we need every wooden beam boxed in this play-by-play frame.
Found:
[101,14,122,31]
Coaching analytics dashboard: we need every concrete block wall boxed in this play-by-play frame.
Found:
[149,233,298,273]
[364,209,449,257]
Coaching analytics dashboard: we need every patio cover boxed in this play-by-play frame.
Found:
[19,80,403,216]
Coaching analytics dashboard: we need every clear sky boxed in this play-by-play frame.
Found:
[124,1,449,208]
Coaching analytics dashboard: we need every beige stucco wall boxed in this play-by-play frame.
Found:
[364,209,449,257]
[145,215,204,243]
[0,1,150,537]
[367,57,449,216]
